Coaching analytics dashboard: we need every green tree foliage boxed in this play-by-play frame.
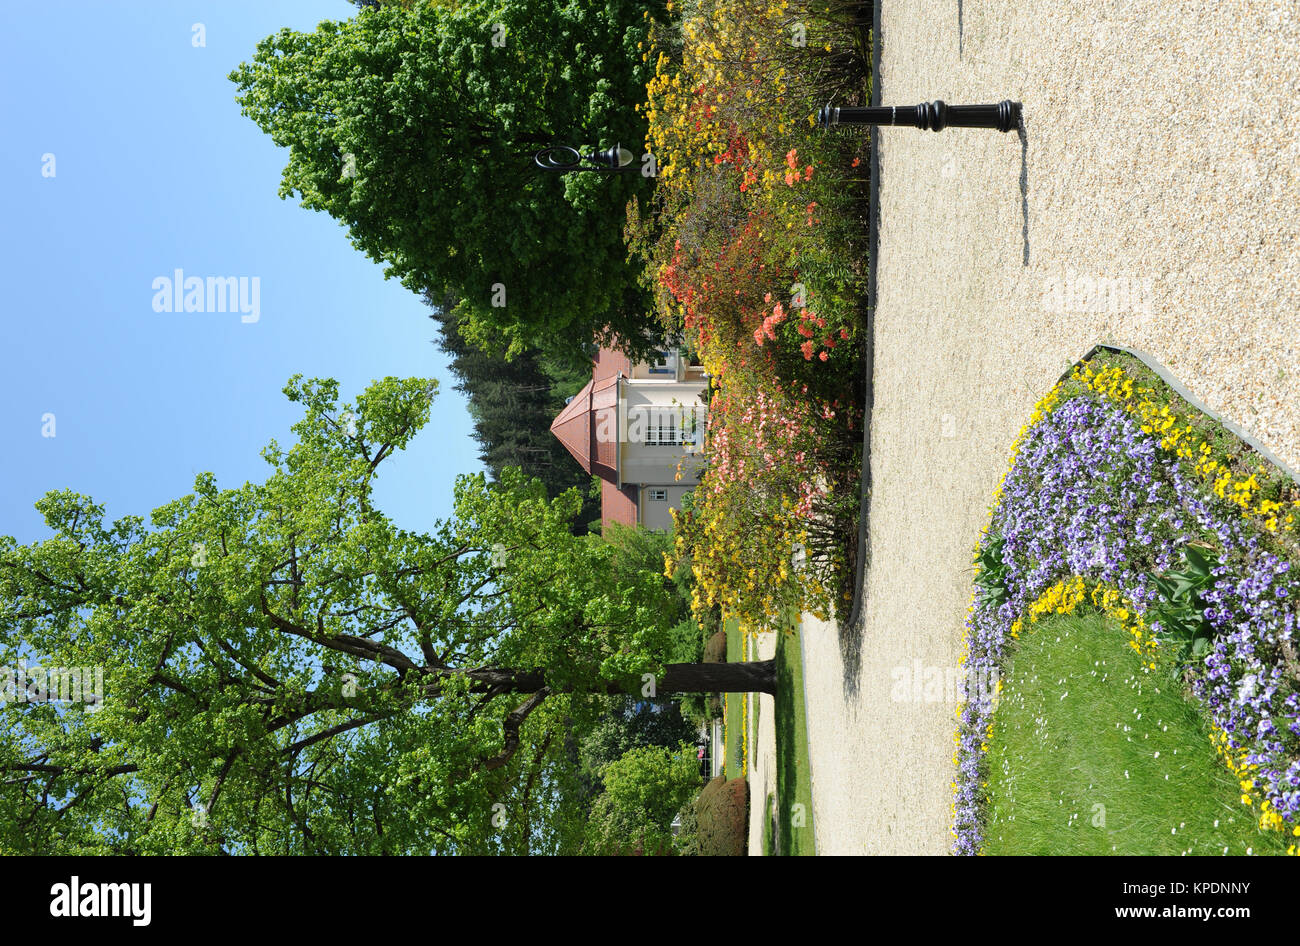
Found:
[0,376,772,855]
[578,697,697,786]
[232,0,663,363]
[600,522,692,621]
[584,742,700,854]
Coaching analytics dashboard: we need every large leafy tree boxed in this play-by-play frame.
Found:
[231,0,662,363]
[0,376,772,855]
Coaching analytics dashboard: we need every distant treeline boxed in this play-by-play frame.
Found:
[426,294,602,532]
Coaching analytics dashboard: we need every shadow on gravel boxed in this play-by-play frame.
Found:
[1019,117,1030,265]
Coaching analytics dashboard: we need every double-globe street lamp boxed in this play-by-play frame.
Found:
[533,143,638,173]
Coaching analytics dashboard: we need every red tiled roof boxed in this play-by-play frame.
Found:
[549,379,594,470]
[552,345,637,526]
[592,376,618,472]
[550,349,626,484]
[594,346,631,385]
[601,480,639,529]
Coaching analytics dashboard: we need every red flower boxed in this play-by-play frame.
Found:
[818,351,829,361]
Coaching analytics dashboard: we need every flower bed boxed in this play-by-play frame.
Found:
[954,352,1300,855]
[636,0,872,630]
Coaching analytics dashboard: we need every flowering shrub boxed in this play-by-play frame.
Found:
[954,354,1300,855]
[666,378,859,631]
[634,0,871,629]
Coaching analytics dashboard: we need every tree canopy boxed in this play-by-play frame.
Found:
[231,0,662,363]
[0,376,769,854]
[583,741,700,855]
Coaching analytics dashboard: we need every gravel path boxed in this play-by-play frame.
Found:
[798,0,1300,855]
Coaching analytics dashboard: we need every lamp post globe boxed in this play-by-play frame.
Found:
[593,143,635,169]
[533,141,637,173]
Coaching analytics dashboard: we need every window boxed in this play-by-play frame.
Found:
[636,406,706,447]
[648,350,675,375]
[648,489,668,501]
[645,413,679,445]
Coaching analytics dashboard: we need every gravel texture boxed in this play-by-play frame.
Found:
[796,0,1300,855]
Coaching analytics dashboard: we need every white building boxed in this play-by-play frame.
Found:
[550,345,708,531]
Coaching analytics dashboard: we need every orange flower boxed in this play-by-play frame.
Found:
[804,165,813,180]
[785,148,798,169]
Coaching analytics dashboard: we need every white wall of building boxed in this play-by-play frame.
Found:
[619,381,708,487]
[638,485,694,532]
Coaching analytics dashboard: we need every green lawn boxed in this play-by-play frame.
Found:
[724,617,744,780]
[984,612,1290,856]
[767,615,816,856]
[720,613,816,855]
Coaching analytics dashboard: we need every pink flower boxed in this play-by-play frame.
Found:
[818,351,829,361]
[800,340,814,360]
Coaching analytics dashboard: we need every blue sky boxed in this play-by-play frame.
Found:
[0,1,483,546]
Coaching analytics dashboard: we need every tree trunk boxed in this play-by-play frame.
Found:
[658,660,776,696]
[464,661,778,698]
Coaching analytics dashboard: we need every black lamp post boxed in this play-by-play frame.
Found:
[819,100,1021,133]
[534,143,638,172]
